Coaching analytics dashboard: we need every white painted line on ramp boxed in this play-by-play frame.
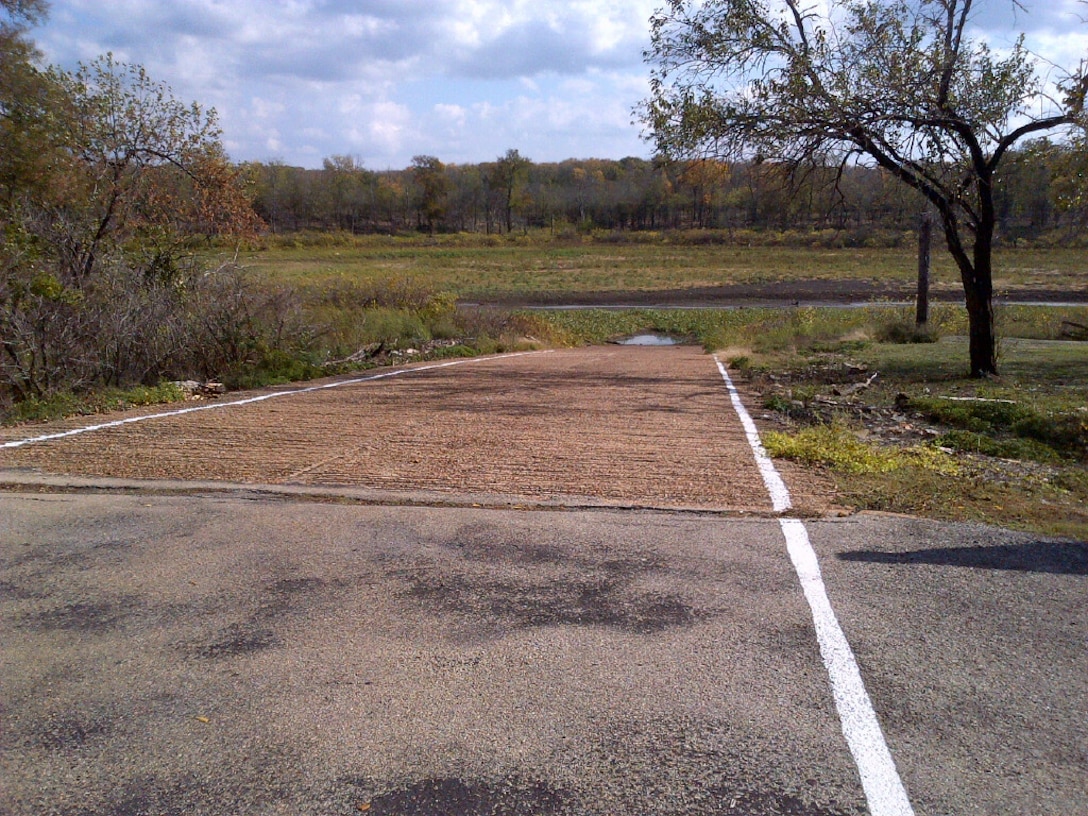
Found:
[2,351,548,450]
[714,356,914,816]
[713,358,791,512]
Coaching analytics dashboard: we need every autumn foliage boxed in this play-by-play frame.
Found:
[1,7,267,404]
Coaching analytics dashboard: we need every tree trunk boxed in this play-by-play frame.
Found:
[965,229,998,377]
[916,212,931,326]
[965,285,996,377]
[938,195,999,378]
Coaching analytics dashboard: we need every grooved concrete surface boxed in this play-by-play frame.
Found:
[0,347,831,513]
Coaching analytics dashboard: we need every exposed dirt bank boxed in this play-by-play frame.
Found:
[475,280,1088,309]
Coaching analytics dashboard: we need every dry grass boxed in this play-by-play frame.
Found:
[234,238,1088,298]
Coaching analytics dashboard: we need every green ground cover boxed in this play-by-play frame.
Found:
[708,329,1088,541]
[234,235,1086,298]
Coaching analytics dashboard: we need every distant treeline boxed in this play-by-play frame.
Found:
[243,143,1086,244]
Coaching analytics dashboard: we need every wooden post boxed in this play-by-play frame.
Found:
[916,212,931,326]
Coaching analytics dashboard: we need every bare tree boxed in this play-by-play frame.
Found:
[642,0,1088,376]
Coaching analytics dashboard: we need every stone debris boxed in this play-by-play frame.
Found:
[172,380,226,399]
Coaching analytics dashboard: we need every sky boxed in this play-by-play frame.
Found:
[28,0,1088,171]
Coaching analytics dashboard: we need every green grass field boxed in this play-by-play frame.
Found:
[719,331,1088,540]
[233,236,1087,298]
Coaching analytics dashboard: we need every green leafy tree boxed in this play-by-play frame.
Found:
[0,0,57,206]
[29,53,259,283]
[642,0,1088,376]
[488,148,531,233]
[320,154,376,232]
[410,155,449,233]
[1049,137,1088,232]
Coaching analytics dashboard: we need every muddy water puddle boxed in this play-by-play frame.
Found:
[615,334,682,346]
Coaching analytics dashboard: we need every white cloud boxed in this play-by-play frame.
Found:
[365,101,416,154]
[435,104,467,126]
[1025,30,1088,73]
[264,132,284,154]
[34,0,1067,169]
[250,98,286,120]
[34,0,658,167]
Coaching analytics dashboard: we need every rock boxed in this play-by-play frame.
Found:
[170,380,224,399]
[172,380,202,395]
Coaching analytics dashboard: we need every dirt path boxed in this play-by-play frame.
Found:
[0,347,831,513]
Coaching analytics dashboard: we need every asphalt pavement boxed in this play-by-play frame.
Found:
[2,486,1085,815]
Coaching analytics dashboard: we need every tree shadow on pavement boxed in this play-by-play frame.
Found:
[838,540,1088,575]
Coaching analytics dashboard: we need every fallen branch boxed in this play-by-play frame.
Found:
[832,371,879,397]
[324,341,384,367]
[934,396,1015,404]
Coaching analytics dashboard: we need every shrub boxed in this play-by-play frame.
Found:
[4,382,187,425]
[221,350,324,391]
[877,320,941,344]
[911,396,1087,463]
[354,308,431,348]
[937,430,1061,463]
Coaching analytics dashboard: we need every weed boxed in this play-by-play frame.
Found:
[937,430,1062,463]
[910,396,1087,462]
[763,424,958,475]
[222,350,325,390]
[751,329,1087,537]
[355,308,431,348]
[5,382,187,425]
[1054,467,1088,494]
[762,394,792,413]
[430,344,478,359]
[835,461,1088,540]
[910,396,1032,431]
